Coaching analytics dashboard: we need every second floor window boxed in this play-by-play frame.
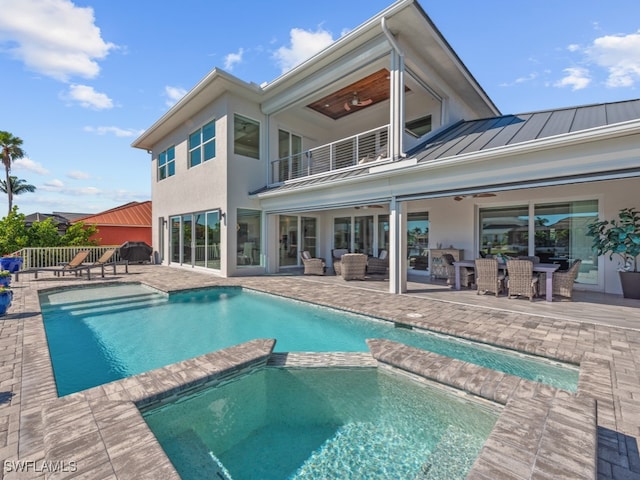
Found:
[158,146,175,180]
[189,120,216,167]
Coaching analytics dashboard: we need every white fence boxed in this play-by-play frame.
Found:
[12,246,124,270]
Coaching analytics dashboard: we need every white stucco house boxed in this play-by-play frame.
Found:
[132,0,640,296]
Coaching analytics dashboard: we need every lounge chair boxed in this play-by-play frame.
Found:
[475,258,506,297]
[506,259,539,301]
[331,248,349,275]
[340,253,368,280]
[15,250,91,281]
[83,249,127,277]
[367,250,388,274]
[300,251,326,275]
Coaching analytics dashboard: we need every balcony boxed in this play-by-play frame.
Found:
[270,125,389,185]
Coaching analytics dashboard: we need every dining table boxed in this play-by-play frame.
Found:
[453,260,561,301]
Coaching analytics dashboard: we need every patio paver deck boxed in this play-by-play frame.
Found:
[1,265,639,479]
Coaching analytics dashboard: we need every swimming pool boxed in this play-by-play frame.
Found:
[40,283,578,396]
[143,367,499,480]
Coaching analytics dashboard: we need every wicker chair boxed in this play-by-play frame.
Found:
[300,251,326,276]
[474,258,505,297]
[367,250,388,274]
[539,259,582,300]
[331,248,349,275]
[340,253,368,280]
[506,259,539,301]
[517,255,540,263]
[443,253,474,288]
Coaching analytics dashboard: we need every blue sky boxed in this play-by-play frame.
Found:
[1,0,639,215]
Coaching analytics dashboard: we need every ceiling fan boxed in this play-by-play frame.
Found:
[344,92,373,111]
[454,193,497,201]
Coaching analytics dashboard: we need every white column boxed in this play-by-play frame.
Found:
[389,48,405,160]
[389,198,407,294]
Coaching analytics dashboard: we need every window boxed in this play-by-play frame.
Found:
[237,209,261,267]
[158,146,175,180]
[234,114,260,159]
[189,120,216,167]
[169,210,221,269]
[405,115,432,138]
[480,206,529,257]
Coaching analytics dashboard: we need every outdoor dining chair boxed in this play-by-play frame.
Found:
[506,259,539,301]
[474,258,505,297]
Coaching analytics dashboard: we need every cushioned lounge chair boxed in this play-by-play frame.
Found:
[15,250,91,281]
[332,248,349,275]
[340,253,367,280]
[300,251,326,275]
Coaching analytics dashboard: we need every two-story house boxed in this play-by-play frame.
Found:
[133,0,640,296]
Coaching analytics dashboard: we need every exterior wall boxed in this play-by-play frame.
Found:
[91,226,151,246]
[151,95,230,274]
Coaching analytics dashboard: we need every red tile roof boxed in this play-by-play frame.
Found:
[73,201,152,227]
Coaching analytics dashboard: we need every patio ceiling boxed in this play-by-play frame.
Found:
[307,68,409,120]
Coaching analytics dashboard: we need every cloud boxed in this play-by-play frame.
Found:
[67,171,90,180]
[0,0,115,81]
[63,84,113,109]
[164,85,187,107]
[83,126,143,137]
[42,179,65,190]
[12,157,49,175]
[500,72,539,87]
[273,27,335,73]
[555,67,591,90]
[224,48,244,71]
[586,31,640,87]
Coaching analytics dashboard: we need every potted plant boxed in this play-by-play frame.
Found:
[0,255,23,273]
[0,270,10,287]
[0,286,12,316]
[586,207,640,299]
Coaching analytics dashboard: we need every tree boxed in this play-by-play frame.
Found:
[61,222,100,246]
[0,207,28,255]
[0,131,26,215]
[0,176,36,205]
[27,218,62,247]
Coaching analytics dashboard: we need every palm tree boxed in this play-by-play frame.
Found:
[0,131,26,215]
[0,176,36,200]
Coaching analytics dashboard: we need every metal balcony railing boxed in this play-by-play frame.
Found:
[270,125,389,184]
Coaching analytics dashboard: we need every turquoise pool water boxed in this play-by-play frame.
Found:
[143,367,499,480]
[40,283,579,396]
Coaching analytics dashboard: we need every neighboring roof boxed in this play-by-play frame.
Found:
[252,98,640,198]
[52,211,91,222]
[73,201,152,227]
[24,212,71,226]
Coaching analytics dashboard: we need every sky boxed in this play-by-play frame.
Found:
[1,0,640,216]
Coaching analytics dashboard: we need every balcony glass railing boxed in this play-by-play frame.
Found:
[270,125,389,184]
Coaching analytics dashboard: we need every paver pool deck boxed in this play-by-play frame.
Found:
[1,265,639,479]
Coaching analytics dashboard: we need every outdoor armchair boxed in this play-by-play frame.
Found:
[475,258,506,297]
[340,253,368,280]
[300,251,326,275]
[506,259,539,301]
[367,250,388,274]
[539,259,582,300]
[331,248,349,275]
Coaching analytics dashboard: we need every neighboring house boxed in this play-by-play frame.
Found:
[24,212,75,235]
[73,201,152,246]
[133,0,640,296]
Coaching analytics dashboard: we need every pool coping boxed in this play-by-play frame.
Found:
[37,336,596,480]
[4,270,638,479]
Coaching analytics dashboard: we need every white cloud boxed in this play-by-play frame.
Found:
[12,157,49,175]
[586,31,640,87]
[0,0,115,81]
[555,67,591,90]
[273,27,335,73]
[83,126,143,138]
[500,72,539,87]
[64,84,113,109]
[164,85,187,107]
[67,171,90,180]
[224,48,244,71]
[42,179,65,190]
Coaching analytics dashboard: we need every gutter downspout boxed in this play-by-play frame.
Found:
[381,17,405,161]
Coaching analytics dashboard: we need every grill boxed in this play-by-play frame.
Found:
[119,241,153,263]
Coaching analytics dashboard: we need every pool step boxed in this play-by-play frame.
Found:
[413,425,481,479]
[163,429,233,480]
[60,293,168,317]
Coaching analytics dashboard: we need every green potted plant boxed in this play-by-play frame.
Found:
[0,286,12,316]
[586,207,640,299]
[0,270,10,287]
